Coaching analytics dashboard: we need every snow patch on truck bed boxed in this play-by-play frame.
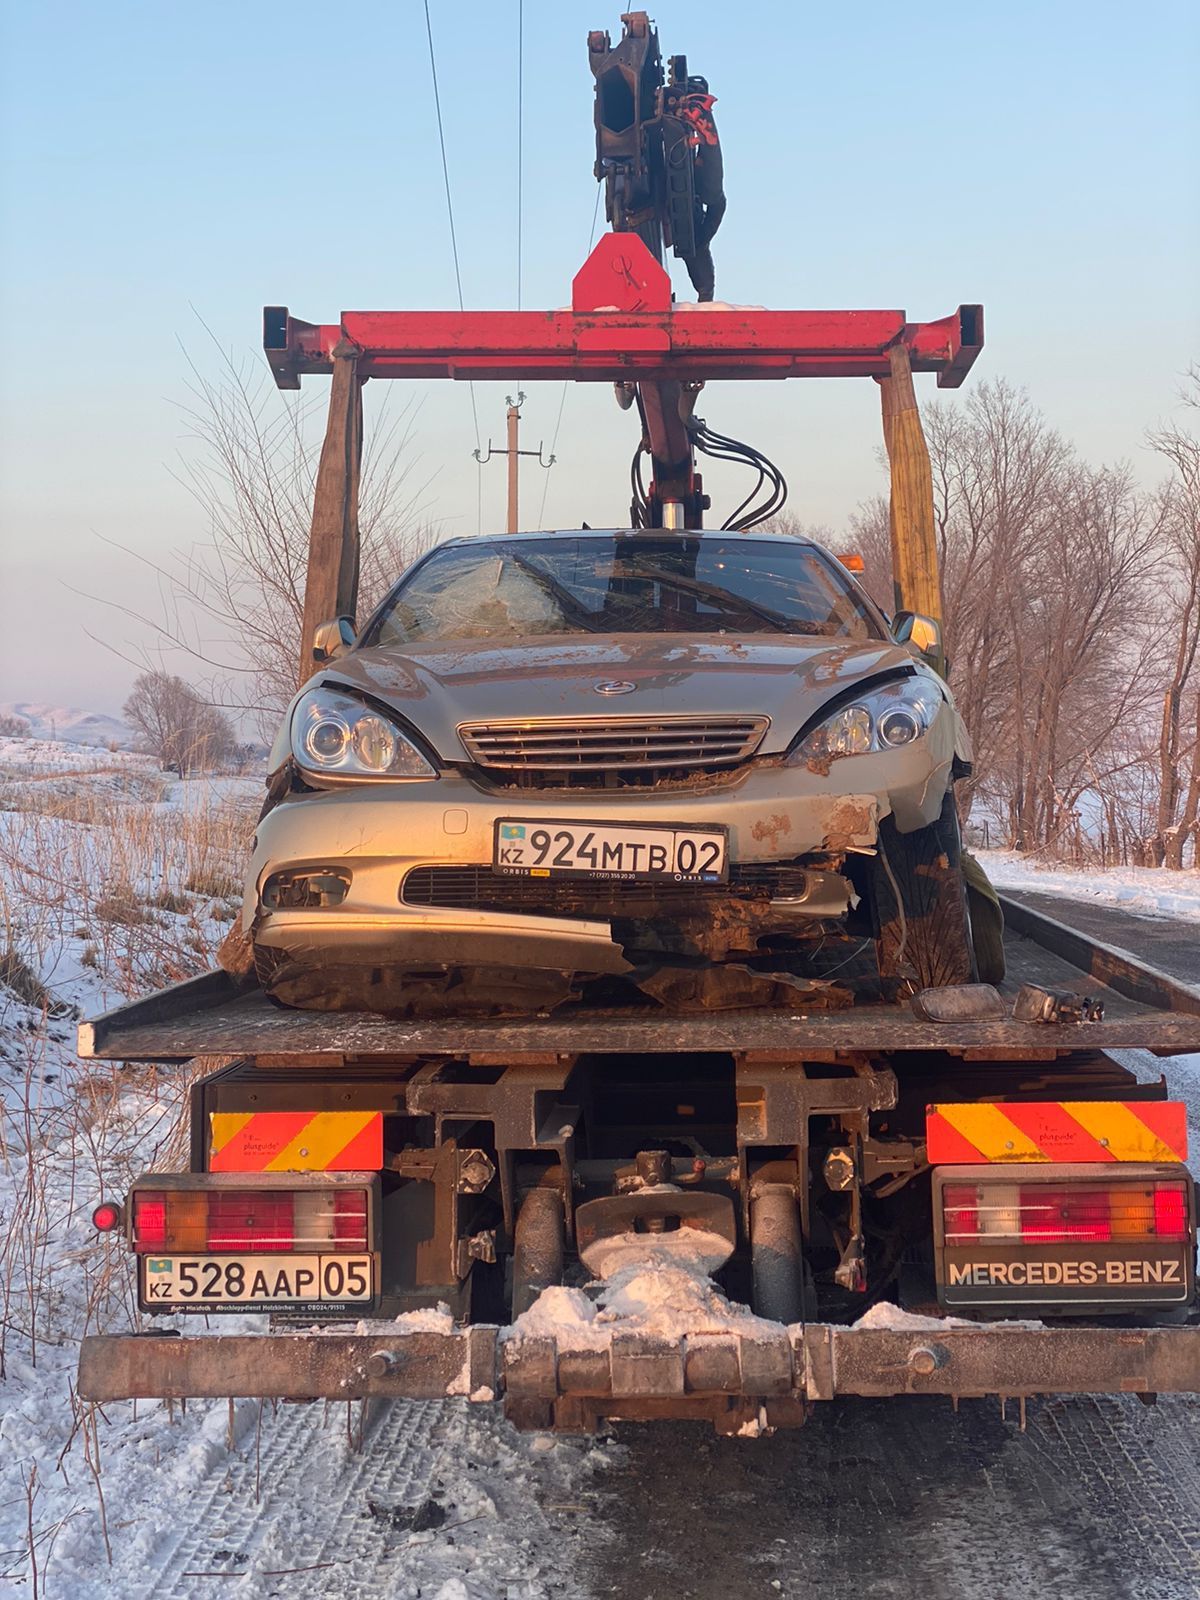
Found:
[851,1301,976,1332]
[509,1229,781,1348]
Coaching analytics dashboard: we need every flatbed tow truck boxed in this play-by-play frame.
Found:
[78,14,1199,1433]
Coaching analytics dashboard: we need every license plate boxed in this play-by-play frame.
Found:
[494,819,727,882]
[139,1254,374,1312]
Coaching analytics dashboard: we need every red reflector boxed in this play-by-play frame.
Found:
[207,1191,295,1253]
[942,1183,980,1237]
[133,1191,167,1250]
[92,1201,122,1232]
[1020,1187,1111,1244]
[333,1189,368,1250]
[1153,1185,1188,1241]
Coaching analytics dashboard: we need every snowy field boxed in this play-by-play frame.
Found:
[2,738,1198,1598]
[979,849,1200,922]
[0,737,613,1598]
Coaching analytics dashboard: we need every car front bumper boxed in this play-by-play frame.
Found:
[246,740,952,972]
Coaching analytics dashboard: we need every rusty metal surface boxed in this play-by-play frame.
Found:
[815,1324,1200,1399]
[77,896,1200,1062]
[77,986,1200,1064]
[77,1328,498,1403]
[77,1321,1200,1408]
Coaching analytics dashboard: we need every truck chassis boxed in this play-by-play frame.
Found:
[78,896,1200,1430]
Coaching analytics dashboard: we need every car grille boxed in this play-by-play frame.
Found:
[457,716,769,774]
[401,863,812,913]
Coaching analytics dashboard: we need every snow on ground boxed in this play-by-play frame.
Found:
[978,848,1200,922]
[0,737,606,1598]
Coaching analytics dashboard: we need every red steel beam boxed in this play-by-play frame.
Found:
[264,234,983,392]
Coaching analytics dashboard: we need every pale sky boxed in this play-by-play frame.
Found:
[1,0,1197,715]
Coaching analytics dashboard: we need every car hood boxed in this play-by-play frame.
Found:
[322,634,920,761]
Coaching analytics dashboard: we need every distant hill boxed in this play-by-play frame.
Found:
[0,703,134,749]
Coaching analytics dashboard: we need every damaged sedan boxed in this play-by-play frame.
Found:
[246,528,985,1014]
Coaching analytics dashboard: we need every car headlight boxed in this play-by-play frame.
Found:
[793,679,942,763]
[291,687,437,780]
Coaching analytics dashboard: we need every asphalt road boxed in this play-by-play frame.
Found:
[582,890,1200,1600]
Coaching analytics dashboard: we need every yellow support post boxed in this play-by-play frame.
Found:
[877,341,942,625]
[298,339,364,687]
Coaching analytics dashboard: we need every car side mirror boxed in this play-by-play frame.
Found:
[893,610,942,662]
[312,616,357,664]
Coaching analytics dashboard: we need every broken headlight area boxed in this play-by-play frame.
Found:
[261,867,351,910]
[792,678,944,763]
[291,687,438,782]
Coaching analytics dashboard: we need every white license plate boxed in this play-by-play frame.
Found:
[494,819,727,882]
[140,1254,373,1310]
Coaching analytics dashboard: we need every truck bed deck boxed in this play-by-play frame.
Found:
[79,898,1200,1061]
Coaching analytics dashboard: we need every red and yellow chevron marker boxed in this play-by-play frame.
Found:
[209,1111,383,1173]
[926,1101,1188,1165]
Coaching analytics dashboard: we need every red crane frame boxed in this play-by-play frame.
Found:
[272,233,983,682]
[264,233,982,391]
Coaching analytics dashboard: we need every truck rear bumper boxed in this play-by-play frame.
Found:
[78,1320,1200,1430]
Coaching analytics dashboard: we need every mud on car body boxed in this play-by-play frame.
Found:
[246,528,979,1013]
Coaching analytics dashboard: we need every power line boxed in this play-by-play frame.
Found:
[422,0,484,531]
[517,0,524,311]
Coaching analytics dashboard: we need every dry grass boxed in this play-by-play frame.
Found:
[0,770,256,1396]
[0,950,65,1014]
[0,782,254,1000]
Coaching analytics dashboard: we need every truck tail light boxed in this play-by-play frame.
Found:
[1152,1184,1188,1242]
[132,1191,167,1250]
[941,1178,1190,1245]
[942,1184,981,1239]
[1020,1188,1111,1244]
[208,1192,294,1252]
[333,1188,369,1250]
[131,1185,371,1254]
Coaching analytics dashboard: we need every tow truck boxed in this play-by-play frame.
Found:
[78,14,1199,1432]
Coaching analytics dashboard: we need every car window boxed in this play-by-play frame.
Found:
[369,535,884,645]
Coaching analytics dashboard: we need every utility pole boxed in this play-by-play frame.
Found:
[506,395,521,534]
[476,393,555,533]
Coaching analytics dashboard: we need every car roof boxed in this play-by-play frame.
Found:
[434,527,822,552]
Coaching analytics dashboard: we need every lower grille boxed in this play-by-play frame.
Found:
[401,863,812,914]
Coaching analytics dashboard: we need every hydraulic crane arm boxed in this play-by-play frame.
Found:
[264,11,983,668]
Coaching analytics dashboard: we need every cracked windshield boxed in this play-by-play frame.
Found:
[369,534,884,644]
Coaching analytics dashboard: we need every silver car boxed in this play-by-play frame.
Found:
[246,528,976,1013]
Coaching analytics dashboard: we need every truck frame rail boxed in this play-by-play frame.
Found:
[78,1319,1200,1433]
[78,897,1200,1062]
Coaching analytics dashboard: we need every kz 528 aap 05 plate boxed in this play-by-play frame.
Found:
[140,1254,374,1314]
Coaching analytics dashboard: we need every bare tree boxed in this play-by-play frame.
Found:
[1144,365,1200,868]
[848,381,1158,857]
[105,339,439,736]
[123,672,235,775]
